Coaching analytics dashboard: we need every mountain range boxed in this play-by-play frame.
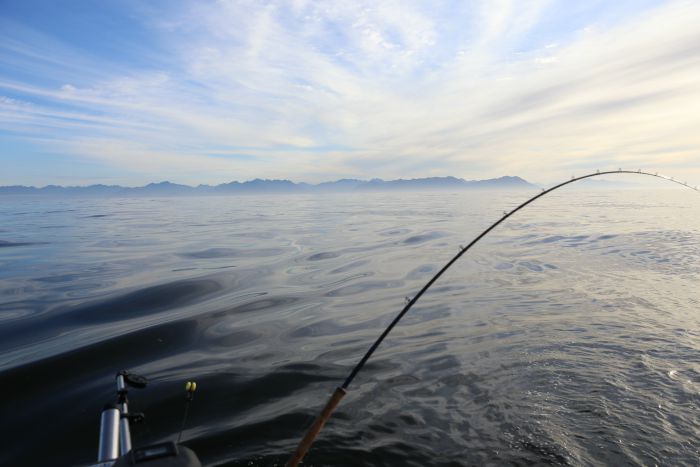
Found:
[0,176,536,196]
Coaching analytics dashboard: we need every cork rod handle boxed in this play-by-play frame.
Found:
[286,386,347,467]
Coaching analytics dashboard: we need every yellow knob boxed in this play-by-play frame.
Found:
[185,381,197,392]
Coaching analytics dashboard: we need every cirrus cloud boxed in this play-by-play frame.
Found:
[1,0,699,186]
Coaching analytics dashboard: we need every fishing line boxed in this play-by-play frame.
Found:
[286,169,699,467]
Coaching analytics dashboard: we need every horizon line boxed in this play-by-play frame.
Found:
[1,175,531,190]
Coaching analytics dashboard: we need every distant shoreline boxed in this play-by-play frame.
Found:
[0,176,538,196]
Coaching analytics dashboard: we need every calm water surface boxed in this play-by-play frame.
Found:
[0,188,699,466]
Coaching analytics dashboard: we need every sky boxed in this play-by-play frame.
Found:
[1,0,699,186]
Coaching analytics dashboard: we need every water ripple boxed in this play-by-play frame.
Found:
[0,190,698,466]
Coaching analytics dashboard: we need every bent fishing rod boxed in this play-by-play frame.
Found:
[286,169,699,467]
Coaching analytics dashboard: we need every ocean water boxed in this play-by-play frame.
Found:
[0,188,698,466]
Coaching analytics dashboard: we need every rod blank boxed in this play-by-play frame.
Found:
[286,169,699,466]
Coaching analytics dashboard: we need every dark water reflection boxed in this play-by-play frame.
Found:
[0,189,699,466]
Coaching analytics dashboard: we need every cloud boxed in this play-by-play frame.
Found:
[1,0,699,185]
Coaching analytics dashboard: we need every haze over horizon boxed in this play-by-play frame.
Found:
[2,0,699,187]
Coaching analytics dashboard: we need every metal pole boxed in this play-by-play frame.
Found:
[119,401,132,454]
[116,374,132,455]
[97,406,120,463]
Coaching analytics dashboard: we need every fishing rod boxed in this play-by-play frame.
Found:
[286,169,699,467]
